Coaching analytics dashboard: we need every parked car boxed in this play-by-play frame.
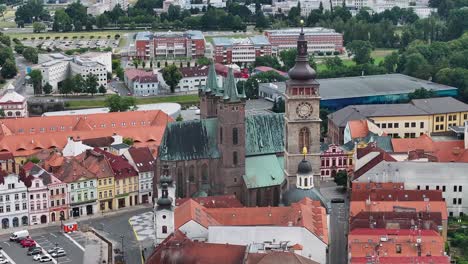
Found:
[51,250,66,257]
[10,230,29,241]
[0,258,9,264]
[27,247,42,256]
[33,254,42,261]
[20,238,34,246]
[22,240,36,248]
[39,255,52,262]
[47,247,63,254]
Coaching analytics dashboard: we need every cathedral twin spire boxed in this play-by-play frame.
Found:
[201,63,246,103]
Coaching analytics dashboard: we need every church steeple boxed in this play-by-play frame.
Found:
[204,63,218,94]
[222,68,243,103]
[199,63,220,119]
[288,20,317,81]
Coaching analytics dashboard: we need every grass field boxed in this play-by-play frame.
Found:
[0,10,17,29]
[205,34,254,43]
[66,94,199,109]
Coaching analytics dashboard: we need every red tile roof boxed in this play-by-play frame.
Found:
[127,147,154,173]
[0,152,13,160]
[348,120,369,139]
[53,157,96,183]
[146,230,247,264]
[391,134,434,153]
[179,66,209,78]
[0,110,172,157]
[176,195,243,208]
[93,148,138,179]
[82,136,115,148]
[349,228,445,260]
[351,189,443,202]
[350,256,450,264]
[75,149,114,179]
[352,144,396,180]
[246,251,319,264]
[124,69,155,81]
[175,198,329,244]
[350,211,442,232]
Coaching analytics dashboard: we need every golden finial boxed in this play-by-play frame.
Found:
[302,146,307,158]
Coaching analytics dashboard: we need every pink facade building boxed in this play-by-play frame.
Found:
[320,144,350,179]
[0,83,27,118]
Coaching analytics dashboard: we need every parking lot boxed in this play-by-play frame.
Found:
[21,38,120,51]
[0,230,85,264]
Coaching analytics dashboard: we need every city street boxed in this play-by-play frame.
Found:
[79,207,152,264]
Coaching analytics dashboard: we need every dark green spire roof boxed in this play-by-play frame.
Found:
[222,68,241,103]
[204,63,218,94]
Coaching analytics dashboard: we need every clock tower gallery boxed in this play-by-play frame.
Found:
[284,24,321,187]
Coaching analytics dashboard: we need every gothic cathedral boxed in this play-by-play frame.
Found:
[284,23,321,188]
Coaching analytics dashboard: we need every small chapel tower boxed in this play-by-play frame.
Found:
[154,178,175,245]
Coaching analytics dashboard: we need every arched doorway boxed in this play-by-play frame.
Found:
[21,216,28,226]
[12,217,19,227]
[40,215,47,224]
[2,218,9,229]
[51,212,56,222]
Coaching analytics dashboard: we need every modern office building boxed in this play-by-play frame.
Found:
[264,28,344,54]
[132,31,205,60]
[212,36,272,64]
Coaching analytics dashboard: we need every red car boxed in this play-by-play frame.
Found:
[18,237,32,244]
[21,239,36,248]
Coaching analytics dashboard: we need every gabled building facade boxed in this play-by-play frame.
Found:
[124,147,155,204]
[0,170,29,229]
[24,163,52,225]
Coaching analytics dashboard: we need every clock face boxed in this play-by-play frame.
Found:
[296,102,312,118]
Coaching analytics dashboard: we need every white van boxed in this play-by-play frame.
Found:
[10,230,29,241]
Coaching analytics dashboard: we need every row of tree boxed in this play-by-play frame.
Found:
[0,33,17,80]
[57,73,106,95]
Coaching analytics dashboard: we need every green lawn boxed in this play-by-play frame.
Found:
[0,10,17,29]
[206,33,254,43]
[66,94,199,109]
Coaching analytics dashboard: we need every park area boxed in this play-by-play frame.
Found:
[448,217,468,264]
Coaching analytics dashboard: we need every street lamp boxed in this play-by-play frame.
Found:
[120,235,125,263]
[55,242,60,263]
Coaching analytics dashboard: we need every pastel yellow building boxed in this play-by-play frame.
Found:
[77,149,115,212]
[115,174,139,209]
[328,97,468,142]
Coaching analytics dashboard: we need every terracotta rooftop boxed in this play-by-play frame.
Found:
[391,134,468,162]
[127,147,154,173]
[350,256,450,264]
[179,66,209,78]
[146,230,247,264]
[176,194,243,208]
[0,110,172,157]
[351,189,443,202]
[75,149,114,179]
[246,251,319,264]
[350,211,443,232]
[350,199,448,220]
[352,144,396,180]
[93,148,138,179]
[349,228,445,260]
[175,197,329,244]
[0,152,13,160]
[53,157,96,183]
[124,69,155,81]
[348,120,369,139]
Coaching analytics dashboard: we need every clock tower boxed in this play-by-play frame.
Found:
[284,23,321,188]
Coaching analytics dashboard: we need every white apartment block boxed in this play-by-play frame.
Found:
[36,52,112,92]
[87,0,128,16]
[0,174,29,229]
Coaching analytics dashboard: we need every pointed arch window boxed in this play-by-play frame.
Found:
[299,127,310,152]
[232,127,238,145]
[233,151,238,166]
[201,164,209,184]
[189,165,195,183]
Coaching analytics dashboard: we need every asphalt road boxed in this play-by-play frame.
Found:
[79,207,151,264]
[0,227,84,264]
[329,201,348,264]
